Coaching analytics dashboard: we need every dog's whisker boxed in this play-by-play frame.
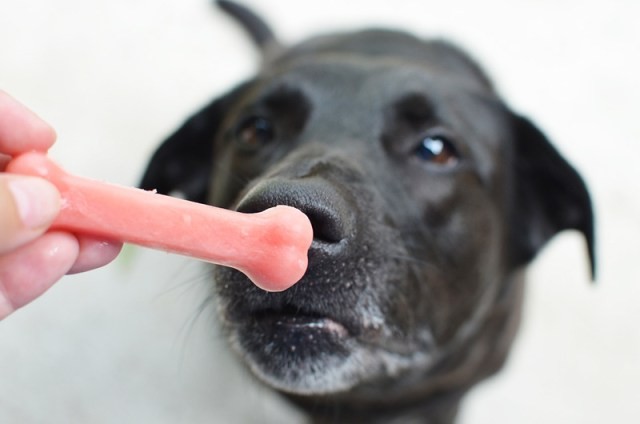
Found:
[151,261,210,298]
[173,293,218,360]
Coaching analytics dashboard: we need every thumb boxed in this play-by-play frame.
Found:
[0,174,60,254]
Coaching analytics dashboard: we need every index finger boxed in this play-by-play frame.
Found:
[0,90,56,155]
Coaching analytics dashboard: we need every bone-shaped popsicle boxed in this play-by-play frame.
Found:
[7,152,313,292]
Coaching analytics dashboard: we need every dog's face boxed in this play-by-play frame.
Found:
[141,4,594,420]
[210,33,517,394]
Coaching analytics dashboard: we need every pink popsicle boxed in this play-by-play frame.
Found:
[7,152,313,292]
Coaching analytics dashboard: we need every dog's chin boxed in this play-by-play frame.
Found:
[236,316,356,394]
[229,311,363,395]
[225,311,437,396]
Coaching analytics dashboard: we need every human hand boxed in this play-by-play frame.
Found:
[0,90,122,319]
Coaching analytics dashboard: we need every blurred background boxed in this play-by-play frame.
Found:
[1,1,638,423]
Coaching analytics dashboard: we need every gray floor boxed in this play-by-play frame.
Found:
[1,1,638,423]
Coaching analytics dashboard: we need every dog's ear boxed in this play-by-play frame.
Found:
[139,84,247,203]
[508,114,596,278]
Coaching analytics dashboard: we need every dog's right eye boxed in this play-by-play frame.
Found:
[235,117,275,150]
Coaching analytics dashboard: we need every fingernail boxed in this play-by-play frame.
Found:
[8,177,60,229]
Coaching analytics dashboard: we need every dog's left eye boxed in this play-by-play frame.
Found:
[414,135,459,166]
[235,117,275,150]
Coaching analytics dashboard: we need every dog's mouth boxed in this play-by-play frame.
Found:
[252,306,350,338]
[238,302,357,352]
[226,301,361,393]
[215,253,434,394]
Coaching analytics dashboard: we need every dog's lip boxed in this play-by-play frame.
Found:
[249,308,353,338]
[275,315,349,337]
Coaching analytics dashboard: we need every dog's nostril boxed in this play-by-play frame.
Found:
[304,204,346,245]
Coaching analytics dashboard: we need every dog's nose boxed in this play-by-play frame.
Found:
[235,178,353,250]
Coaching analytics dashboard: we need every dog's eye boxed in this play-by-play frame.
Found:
[414,135,459,166]
[235,117,275,150]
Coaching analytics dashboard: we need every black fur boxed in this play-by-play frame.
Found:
[141,3,594,422]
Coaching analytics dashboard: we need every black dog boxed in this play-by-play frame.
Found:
[141,2,595,422]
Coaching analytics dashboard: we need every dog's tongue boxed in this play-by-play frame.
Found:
[7,152,313,292]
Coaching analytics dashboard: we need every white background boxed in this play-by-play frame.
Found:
[1,1,638,423]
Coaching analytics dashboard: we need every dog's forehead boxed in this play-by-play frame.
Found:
[255,29,499,120]
[272,29,494,92]
[259,55,493,115]
[244,57,511,190]
[254,52,511,154]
